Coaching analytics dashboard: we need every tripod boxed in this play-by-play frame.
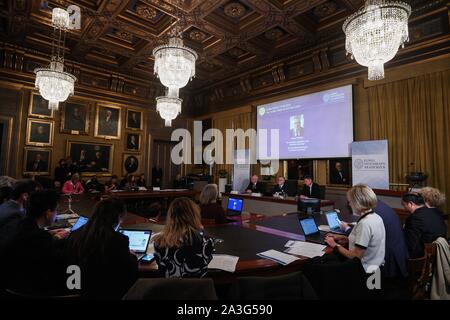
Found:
[59,194,78,216]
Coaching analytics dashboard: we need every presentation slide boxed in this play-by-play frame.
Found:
[257,85,353,159]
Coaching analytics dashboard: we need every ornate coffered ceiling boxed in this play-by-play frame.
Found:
[0,0,449,114]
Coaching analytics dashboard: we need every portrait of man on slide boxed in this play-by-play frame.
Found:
[290,114,304,137]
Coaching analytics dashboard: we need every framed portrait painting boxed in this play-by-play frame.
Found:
[123,154,141,175]
[126,109,143,130]
[125,133,141,152]
[327,158,352,186]
[94,105,121,139]
[23,147,51,175]
[26,119,54,146]
[67,141,114,174]
[29,93,54,118]
[61,101,89,135]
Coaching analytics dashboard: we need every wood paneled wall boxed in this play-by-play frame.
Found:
[0,82,192,181]
[197,55,450,190]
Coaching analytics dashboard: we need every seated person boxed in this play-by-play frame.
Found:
[104,175,119,193]
[199,184,228,224]
[62,173,84,195]
[0,180,41,255]
[420,187,446,215]
[54,158,68,189]
[66,198,138,299]
[85,175,103,193]
[300,175,321,199]
[272,176,288,197]
[172,174,182,189]
[245,175,265,194]
[120,174,136,191]
[3,190,68,295]
[153,197,214,278]
[325,185,386,273]
[136,173,147,189]
[402,193,447,259]
[375,200,409,279]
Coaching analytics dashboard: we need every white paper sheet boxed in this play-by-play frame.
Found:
[284,240,326,251]
[256,249,300,266]
[284,240,326,258]
[208,254,239,273]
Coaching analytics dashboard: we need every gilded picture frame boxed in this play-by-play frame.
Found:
[60,101,90,135]
[26,118,54,146]
[126,108,143,131]
[94,104,121,139]
[23,147,52,176]
[28,92,54,119]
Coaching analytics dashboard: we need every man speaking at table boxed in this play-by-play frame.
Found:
[245,175,265,194]
[300,175,321,199]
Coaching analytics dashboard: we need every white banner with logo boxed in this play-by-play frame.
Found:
[233,149,250,192]
[351,140,389,190]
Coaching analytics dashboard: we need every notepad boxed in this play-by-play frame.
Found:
[208,254,239,273]
[284,240,326,258]
[257,250,300,266]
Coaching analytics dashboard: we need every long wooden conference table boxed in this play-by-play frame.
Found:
[221,192,335,216]
[56,192,352,282]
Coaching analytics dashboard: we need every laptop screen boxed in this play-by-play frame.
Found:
[119,229,152,253]
[299,217,319,235]
[227,198,243,213]
[326,211,340,229]
[71,216,88,232]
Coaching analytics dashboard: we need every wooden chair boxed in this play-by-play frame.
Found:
[407,243,437,300]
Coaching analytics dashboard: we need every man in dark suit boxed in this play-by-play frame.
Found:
[375,200,409,279]
[128,112,140,129]
[100,109,118,136]
[330,161,349,185]
[402,193,447,259]
[245,175,264,194]
[67,106,85,132]
[91,151,107,172]
[127,134,139,150]
[272,176,288,196]
[3,190,68,295]
[0,180,40,254]
[27,153,47,173]
[290,114,304,137]
[300,175,322,199]
[31,124,49,143]
[125,157,138,173]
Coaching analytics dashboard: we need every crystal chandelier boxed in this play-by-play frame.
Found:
[156,96,182,127]
[153,36,198,98]
[152,25,197,126]
[343,0,411,80]
[34,8,77,110]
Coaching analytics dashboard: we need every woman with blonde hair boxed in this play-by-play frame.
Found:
[199,184,228,224]
[325,184,386,273]
[420,187,446,211]
[153,197,214,278]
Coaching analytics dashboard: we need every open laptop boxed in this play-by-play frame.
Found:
[298,216,327,244]
[119,229,152,261]
[226,197,243,216]
[70,216,89,232]
[325,211,347,235]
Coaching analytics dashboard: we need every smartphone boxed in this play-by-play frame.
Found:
[141,253,155,263]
